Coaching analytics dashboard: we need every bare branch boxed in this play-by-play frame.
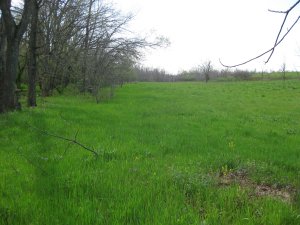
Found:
[266,1,300,63]
[268,9,286,14]
[221,1,300,68]
[269,0,300,14]
[220,15,300,68]
[266,14,288,63]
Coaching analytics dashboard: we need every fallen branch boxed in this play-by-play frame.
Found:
[28,125,99,157]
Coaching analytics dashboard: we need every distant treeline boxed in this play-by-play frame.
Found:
[134,66,300,82]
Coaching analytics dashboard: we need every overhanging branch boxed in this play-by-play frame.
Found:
[220,16,300,68]
[220,1,300,68]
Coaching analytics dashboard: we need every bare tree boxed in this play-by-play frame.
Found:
[78,2,167,102]
[201,60,213,83]
[38,0,83,96]
[35,0,165,100]
[281,62,286,81]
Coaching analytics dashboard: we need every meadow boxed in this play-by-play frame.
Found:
[1,80,300,224]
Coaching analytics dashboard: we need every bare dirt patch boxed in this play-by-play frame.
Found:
[218,169,296,203]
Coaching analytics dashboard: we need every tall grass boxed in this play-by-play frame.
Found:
[1,80,300,224]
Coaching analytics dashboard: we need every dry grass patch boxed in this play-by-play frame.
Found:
[218,169,296,203]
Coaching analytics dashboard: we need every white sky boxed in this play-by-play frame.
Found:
[113,0,300,74]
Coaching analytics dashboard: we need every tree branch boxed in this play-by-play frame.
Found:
[268,0,300,14]
[220,1,300,68]
[220,15,300,67]
[266,0,300,63]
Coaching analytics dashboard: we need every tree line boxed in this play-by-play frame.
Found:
[134,65,300,82]
[134,63,254,82]
[0,0,166,113]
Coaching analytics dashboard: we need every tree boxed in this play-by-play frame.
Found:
[80,0,95,92]
[281,62,286,81]
[37,0,83,96]
[27,0,41,107]
[76,2,167,101]
[0,0,32,112]
[201,60,212,83]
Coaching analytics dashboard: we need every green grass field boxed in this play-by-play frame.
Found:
[1,80,300,224]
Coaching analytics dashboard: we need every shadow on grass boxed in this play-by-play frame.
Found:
[24,109,67,222]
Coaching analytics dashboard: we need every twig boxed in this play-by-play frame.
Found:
[63,140,73,156]
[220,1,300,68]
[266,0,300,63]
[268,0,300,14]
[28,125,99,157]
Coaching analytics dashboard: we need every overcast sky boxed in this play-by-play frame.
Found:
[11,0,300,74]
[113,0,300,74]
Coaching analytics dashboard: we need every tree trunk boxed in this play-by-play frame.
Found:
[27,0,38,107]
[3,39,20,111]
[0,19,6,113]
[81,0,94,92]
[0,0,32,112]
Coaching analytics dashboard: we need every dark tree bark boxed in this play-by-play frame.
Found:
[0,17,6,113]
[27,0,39,107]
[4,38,20,110]
[0,0,32,112]
[81,0,94,92]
